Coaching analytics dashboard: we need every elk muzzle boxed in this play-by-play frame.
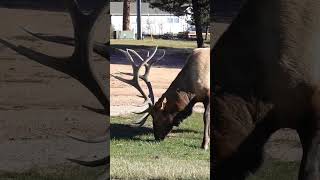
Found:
[153,123,173,141]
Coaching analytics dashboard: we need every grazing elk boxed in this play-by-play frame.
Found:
[0,0,109,180]
[114,47,210,149]
[213,0,320,179]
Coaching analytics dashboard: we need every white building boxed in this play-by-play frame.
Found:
[110,2,192,35]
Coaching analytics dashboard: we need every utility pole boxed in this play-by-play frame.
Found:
[136,0,142,40]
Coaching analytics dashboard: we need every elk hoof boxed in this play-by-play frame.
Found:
[201,143,209,150]
[201,139,210,150]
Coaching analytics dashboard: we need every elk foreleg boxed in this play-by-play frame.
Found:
[202,97,210,150]
[298,128,320,180]
[298,93,320,180]
[297,90,320,180]
[97,170,110,180]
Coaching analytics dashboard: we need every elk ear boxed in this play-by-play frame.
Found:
[154,96,166,110]
[176,90,189,111]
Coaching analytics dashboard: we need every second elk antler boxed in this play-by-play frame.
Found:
[0,0,110,179]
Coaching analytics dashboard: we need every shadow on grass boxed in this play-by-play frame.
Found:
[111,123,200,141]
[110,123,153,140]
[171,128,200,134]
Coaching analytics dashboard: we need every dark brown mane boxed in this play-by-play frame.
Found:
[213,0,320,179]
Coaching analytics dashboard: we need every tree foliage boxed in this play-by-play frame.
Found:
[149,0,190,16]
[149,0,209,47]
[149,0,209,26]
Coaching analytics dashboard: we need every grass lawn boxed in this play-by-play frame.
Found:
[249,159,299,180]
[110,113,300,180]
[110,113,210,180]
[0,166,105,180]
[111,38,210,49]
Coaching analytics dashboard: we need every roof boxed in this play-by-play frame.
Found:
[110,2,173,16]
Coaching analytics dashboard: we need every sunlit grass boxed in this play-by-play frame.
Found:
[249,159,299,180]
[110,113,210,179]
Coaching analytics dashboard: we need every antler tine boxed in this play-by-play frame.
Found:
[133,113,150,127]
[67,133,108,143]
[133,107,151,115]
[157,49,166,61]
[128,47,161,106]
[116,48,136,68]
[67,156,109,167]
[147,49,165,68]
[144,46,158,63]
[115,49,149,101]
[126,48,145,62]
[111,74,148,104]
[129,48,159,105]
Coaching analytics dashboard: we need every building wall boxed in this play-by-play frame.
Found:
[111,15,191,35]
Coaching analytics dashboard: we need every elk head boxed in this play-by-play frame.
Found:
[112,46,178,140]
[150,95,174,140]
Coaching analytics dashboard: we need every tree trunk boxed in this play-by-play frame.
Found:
[123,0,131,30]
[205,24,209,40]
[192,0,204,48]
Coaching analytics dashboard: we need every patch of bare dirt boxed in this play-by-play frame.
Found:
[110,64,205,116]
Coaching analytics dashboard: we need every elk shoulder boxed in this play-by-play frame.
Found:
[168,48,210,101]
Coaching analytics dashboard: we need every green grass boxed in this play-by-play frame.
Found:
[249,159,299,180]
[0,165,105,180]
[110,113,210,179]
[111,38,210,49]
[110,113,300,180]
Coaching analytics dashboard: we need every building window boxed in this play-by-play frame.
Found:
[174,17,179,23]
[167,17,179,23]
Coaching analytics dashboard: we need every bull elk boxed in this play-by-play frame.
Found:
[114,47,210,149]
[213,0,320,179]
[0,0,109,180]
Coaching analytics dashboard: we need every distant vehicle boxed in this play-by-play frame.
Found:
[187,31,197,39]
[161,33,177,40]
[187,31,210,40]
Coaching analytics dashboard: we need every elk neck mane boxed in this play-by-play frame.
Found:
[159,48,210,126]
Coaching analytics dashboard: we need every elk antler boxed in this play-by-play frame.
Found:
[0,0,110,113]
[112,46,165,126]
[0,0,110,176]
[62,0,109,170]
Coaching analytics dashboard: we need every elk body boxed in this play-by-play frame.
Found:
[114,47,210,149]
[213,0,320,179]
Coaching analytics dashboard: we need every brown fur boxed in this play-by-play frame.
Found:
[213,0,320,179]
[152,48,210,149]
